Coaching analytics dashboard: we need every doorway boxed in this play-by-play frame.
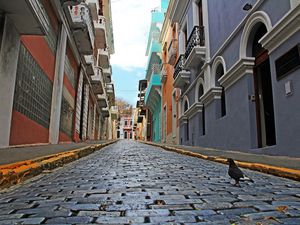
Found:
[252,24,276,147]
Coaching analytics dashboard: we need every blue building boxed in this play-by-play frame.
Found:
[169,0,300,156]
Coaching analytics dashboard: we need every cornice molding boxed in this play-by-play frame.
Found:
[200,87,222,106]
[185,102,203,119]
[260,4,300,54]
[179,115,188,123]
[218,57,255,91]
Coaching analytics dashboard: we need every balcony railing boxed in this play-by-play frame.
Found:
[173,54,185,80]
[168,38,178,65]
[185,26,205,59]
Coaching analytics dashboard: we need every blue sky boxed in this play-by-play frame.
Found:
[110,0,160,106]
[112,65,145,106]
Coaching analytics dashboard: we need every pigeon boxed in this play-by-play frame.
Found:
[227,158,253,187]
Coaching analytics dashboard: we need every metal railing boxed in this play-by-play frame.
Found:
[185,26,205,59]
[173,54,185,80]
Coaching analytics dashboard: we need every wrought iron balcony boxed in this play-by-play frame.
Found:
[173,55,190,90]
[67,3,95,55]
[184,26,206,69]
[168,38,178,65]
[173,54,185,80]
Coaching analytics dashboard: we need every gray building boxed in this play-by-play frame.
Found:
[171,0,300,156]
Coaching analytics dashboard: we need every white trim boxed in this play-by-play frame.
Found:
[179,115,188,124]
[260,4,300,54]
[163,103,167,143]
[180,69,204,101]
[172,89,177,138]
[195,77,205,102]
[49,25,67,144]
[202,0,210,60]
[170,0,189,24]
[0,17,20,148]
[192,0,199,26]
[185,102,203,119]
[182,95,190,115]
[200,87,222,106]
[218,57,255,91]
[240,11,272,58]
[290,0,300,9]
[211,56,226,87]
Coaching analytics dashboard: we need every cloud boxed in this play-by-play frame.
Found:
[110,0,160,70]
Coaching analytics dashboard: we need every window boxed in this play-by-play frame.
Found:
[215,64,226,117]
[13,44,53,129]
[124,121,128,126]
[275,44,300,80]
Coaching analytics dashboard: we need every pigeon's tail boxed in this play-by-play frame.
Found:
[240,176,254,183]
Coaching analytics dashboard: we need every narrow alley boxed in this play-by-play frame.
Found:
[0,140,299,224]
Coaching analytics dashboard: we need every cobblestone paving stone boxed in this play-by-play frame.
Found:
[0,140,300,224]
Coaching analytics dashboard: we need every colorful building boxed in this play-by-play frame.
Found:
[159,3,181,144]
[144,0,169,143]
[117,116,133,140]
[135,79,148,141]
[164,0,300,157]
[0,0,115,148]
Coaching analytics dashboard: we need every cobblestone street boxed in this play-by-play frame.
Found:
[0,140,300,224]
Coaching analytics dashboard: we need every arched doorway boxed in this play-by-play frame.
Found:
[252,24,276,147]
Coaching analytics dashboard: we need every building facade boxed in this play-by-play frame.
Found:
[144,0,169,143]
[166,0,300,156]
[0,0,116,148]
[135,80,148,141]
[159,3,181,144]
[117,116,133,140]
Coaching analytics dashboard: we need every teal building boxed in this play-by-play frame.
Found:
[144,0,168,142]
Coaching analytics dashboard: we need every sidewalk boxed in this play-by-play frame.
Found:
[0,140,108,165]
[0,140,117,188]
[141,141,300,181]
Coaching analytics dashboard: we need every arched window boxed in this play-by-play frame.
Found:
[183,96,189,141]
[184,100,188,112]
[198,83,204,99]
[215,64,226,117]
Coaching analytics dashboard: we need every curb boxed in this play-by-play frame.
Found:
[140,141,300,182]
[0,140,118,189]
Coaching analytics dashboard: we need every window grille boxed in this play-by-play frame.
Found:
[13,44,53,128]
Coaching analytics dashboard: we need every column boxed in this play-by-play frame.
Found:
[49,25,67,144]
[178,30,185,55]
[0,17,20,148]
[82,84,90,140]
